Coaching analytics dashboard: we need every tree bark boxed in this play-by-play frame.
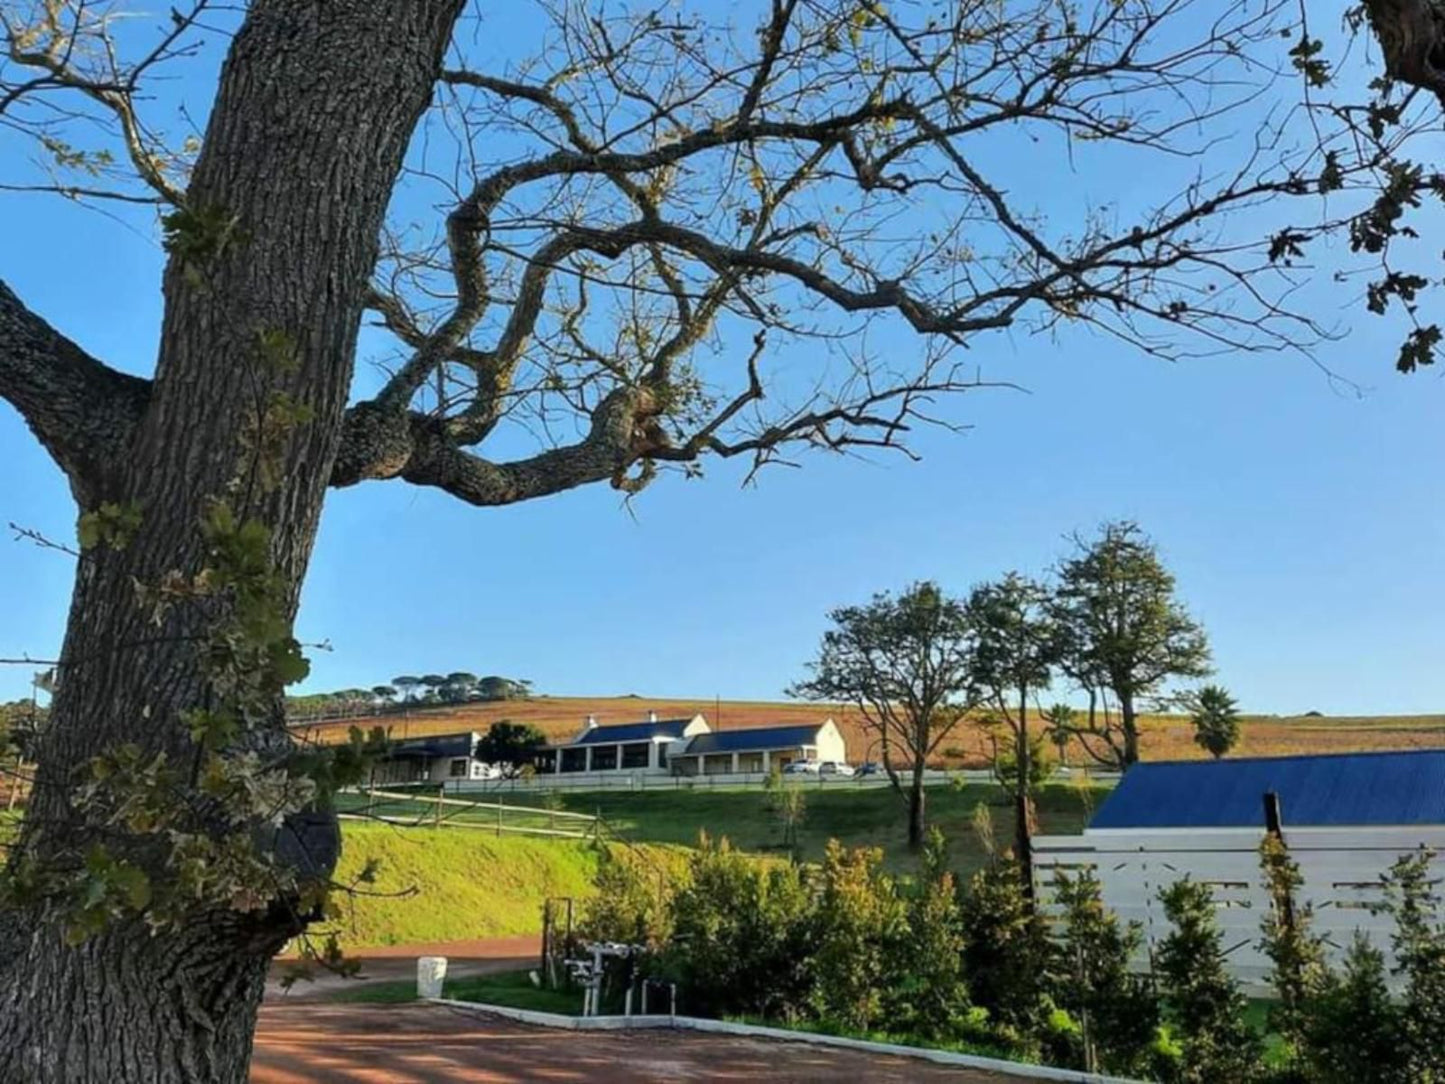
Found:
[1014,686,1035,903]
[908,763,926,850]
[1120,691,1139,768]
[0,3,464,1080]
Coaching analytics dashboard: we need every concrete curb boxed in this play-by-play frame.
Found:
[426,998,1143,1083]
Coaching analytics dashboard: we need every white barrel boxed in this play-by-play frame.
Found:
[416,956,448,999]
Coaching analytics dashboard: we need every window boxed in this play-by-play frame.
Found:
[621,742,651,769]
[703,753,732,775]
[591,745,618,771]
[449,758,468,778]
[560,747,588,773]
[737,752,765,773]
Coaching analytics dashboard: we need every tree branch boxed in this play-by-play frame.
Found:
[0,279,148,506]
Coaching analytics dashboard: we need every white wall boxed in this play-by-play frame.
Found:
[1034,825,1445,992]
[814,719,846,762]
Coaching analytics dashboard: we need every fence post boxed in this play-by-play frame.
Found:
[435,786,443,829]
[497,795,504,838]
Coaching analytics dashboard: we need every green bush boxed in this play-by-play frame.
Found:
[958,850,1054,1049]
[1295,934,1405,1084]
[663,834,813,1020]
[809,840,908,1032]
[577,843,676,949]
[1257,834,1331,1072]
[1052,868,1158,1076]
[888,829,971,1039]
[1155,879,1262,1083]
[1382,851,1445,1080]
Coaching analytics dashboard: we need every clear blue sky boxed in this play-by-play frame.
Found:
[2,6,1441,715]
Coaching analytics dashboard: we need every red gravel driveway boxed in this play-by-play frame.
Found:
[250,1003,1028,1083]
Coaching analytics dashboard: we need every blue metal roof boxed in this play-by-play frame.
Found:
[684,724,824,755]
[574,719,691,745]
[389,732,476,759]
[1089,750,1445,830]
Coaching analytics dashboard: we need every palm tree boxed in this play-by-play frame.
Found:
[1191,685,1241,759]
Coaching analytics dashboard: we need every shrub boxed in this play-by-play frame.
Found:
[577,843,674,949]
[1295,934,1406,1084]
[1051,868,1157,1075]
[1257,835,1330,1064]
[1155,879,1261,1083]
[1382,850,1445,1080]
[959,851,1054,1048]
[809,841,908,1031]
[663,834,812,1019]
[887,829,970,1039]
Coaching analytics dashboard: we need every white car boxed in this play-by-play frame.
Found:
[782,760,821,775]
[817,761,855,777]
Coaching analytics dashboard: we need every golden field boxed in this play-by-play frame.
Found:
[289,695,1445,768]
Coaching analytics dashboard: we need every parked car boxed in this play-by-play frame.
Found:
[856,762,886,778]
[783,760,821,775]
[817,761,855,777]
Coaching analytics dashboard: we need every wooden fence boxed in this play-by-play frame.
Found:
[337,787,600,840]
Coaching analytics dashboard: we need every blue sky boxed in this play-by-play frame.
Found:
[1,6,1441,714]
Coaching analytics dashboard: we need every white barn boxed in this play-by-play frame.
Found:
[1033,750,1445,991]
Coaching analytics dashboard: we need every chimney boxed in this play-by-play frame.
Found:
[647,710,658,723]
[585,714,598,729]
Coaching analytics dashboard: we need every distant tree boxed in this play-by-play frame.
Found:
[1050,522,1212,769]
[392,676,422,702]
[763,765,807,853]
[1043,703,1075,768]
[475,721,549,778]
[967,572,1061,894]
[477,676,531,701]
[791,582,977,849]
[442,672,478,704]
[1190,685,1241,760]
[371,685,398,706]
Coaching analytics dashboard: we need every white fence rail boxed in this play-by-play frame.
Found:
[441,766,1119,796]
[1033,826,1445,992]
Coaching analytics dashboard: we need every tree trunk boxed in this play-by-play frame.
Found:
[908,763,927,849]
[1014,687,1035,902]
[1120,691,1139,767]
[0,3,463,1080]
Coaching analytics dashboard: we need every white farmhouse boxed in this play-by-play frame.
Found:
[538,713,846,778]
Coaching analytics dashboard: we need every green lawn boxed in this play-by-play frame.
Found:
[327,967,582,1014]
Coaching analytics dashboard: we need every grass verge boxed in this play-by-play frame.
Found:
[327,968,582,1014]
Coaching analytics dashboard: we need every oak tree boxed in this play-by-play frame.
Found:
[0,1,1372,1077]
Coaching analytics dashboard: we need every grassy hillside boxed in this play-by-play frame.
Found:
[293,694,1445,767]
[328,779,1097,945]
[518,781,1100,875]
[332,823,690,948]
[330,824,600,946]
